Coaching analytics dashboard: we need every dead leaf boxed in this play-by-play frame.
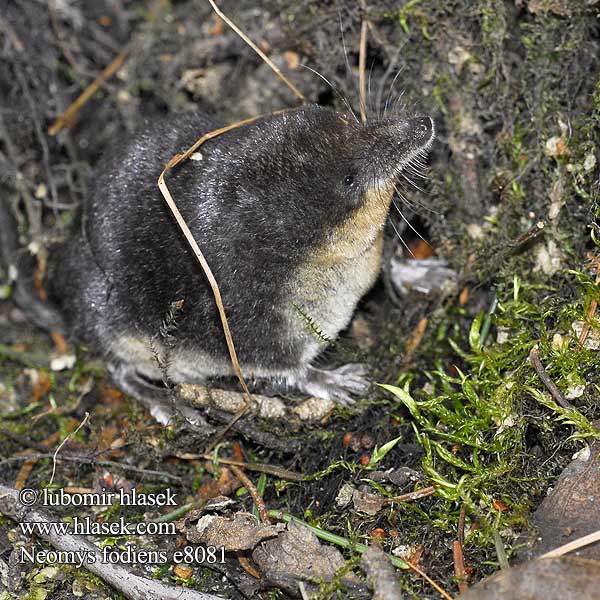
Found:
[173,564,193,579]
[252,521,360,595]
[353,488,385,515]
[183,512,282,551]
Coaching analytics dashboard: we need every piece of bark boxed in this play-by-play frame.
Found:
[460,557,600,600]
[352,488,385,515]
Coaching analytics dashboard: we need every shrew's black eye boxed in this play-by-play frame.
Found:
[343,175,355,186]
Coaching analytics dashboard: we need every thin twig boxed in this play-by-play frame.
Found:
[157,13,309,448]
[157,117,267,452]
[0,453,183,483]
[207,0,305,102]
[529,346,572,410]
[406,560,454,600]
[230,465,271,524]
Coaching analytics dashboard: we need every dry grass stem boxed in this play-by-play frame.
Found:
[48,412,89,487]
[48,49,129,136]
[207,0,305,103]
[407,560,454,600]
[539,529,600,559]
[157,117,268,450]
[358,3,368,123]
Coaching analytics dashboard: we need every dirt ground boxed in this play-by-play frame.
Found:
[1,1,599,599]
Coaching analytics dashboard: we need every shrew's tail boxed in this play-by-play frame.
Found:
[0,195,64,332]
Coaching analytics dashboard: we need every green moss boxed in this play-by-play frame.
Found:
[379,265,600,561]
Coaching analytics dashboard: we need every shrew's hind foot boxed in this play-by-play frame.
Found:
[294,363,370,406]
[108,361,209,428]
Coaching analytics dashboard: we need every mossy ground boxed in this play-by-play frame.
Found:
[1,1,599,598]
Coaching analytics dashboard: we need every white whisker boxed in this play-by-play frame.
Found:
[300,65,360,124]
[389,216,415,258]
[393,177,439,215]
[392,197,431,249]
[401,172,426,193]
[384,68,405,117]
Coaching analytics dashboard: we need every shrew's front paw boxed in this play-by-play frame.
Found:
[298,364,370,405]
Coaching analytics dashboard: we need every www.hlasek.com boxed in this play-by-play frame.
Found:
[20,515,175,537]
[17,487,225,567]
